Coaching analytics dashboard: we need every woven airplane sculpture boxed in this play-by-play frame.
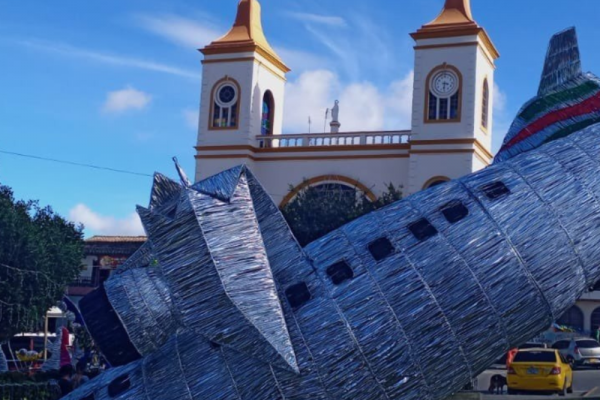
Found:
[66,28,600,400]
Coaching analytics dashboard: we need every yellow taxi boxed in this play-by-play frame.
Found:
[507,348,573,395]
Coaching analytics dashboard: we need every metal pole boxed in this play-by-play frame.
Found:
[43,312,48,361]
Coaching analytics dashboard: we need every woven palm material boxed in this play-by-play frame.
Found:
[66,29,600,400]
[496,28,600,162]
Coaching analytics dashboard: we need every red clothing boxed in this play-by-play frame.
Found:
[506,348,518,369]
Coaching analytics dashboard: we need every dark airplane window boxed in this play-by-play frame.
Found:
[209,341,221,350]
[368,238,395,261]
[481,181,510,200]
[108,374,131,397]
[326,261,354,285]
[408,218,438,241]
[441,201,469,223]
[285,283,311,309]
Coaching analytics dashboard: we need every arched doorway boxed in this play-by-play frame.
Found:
[280,175,378,208]
[556,305,585,332]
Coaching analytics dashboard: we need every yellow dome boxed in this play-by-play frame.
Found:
[201,0,290,73]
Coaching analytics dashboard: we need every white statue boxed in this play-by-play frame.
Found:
[331,100,340,122]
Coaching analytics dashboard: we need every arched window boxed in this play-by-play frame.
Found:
[210,78,240,130]
[426,65,462,123]
[261,91,275,136]
[422,176,451,190]
[482,79,490,130]
[592,307,600,332]
[556,306,584,331]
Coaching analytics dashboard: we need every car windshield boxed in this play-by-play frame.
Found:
[576,340,600,349]
[513,351,557,363]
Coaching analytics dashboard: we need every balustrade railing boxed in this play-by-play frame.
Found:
[256,131,411,149]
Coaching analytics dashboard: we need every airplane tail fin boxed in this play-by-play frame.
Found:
[495,28,600,163]
[538,27,582,96]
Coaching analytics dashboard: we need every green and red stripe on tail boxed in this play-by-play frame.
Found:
[495,28,600,163]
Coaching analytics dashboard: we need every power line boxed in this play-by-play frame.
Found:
[0,149,292,198]
[0,150,153,178]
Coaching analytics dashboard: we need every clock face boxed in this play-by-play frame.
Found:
[432,71,458,96]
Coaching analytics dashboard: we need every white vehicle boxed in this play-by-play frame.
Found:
[551,338,600,369]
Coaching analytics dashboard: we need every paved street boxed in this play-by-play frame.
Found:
[476,368,600,394]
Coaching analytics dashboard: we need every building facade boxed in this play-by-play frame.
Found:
[67,236,146,303]
[192,0,600,338]
[194,0,497,206]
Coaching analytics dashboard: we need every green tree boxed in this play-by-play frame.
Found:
[281,181,402,246]
[0,184,84,342]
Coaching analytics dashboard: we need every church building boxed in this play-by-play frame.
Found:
[194,0,498,207]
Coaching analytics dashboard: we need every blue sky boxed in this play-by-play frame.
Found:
[2,0,600,237]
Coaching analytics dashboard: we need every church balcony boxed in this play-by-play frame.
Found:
[256,131,411,149]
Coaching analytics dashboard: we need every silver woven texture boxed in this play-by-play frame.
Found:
[66,123,600,400]
[0,343,7,373]
[65,29,600,400]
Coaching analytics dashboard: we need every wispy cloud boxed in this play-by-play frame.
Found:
[69,204,145,236]
[492,82,511,153]
[135,14,221,49]
[295,14,398,82]
[134,13,328,75]
[287,12,347,28]
[183,108,199,130]
[102,86,152,114]
[17,39,198,79]
[284,69,414,133]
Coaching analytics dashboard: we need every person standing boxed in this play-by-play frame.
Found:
[72,360,90,390]
[58,364,74,396]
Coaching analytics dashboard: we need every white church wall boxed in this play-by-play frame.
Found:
[474,44,495,152]
[198,55,256,147]
[411,37,481,141]
[253,157,410,206]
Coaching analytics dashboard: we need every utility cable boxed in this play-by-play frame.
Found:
[0,150,153,178]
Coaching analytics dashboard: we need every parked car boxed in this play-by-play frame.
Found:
[507,348,573,396]
[552,338,600,368]
[493,342,548,366]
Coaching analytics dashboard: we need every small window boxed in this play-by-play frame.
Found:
[368,238,395,261]
[481,181,510,200]
[108,374,131,397]
[482,79,490,129]
[326,261,354,285]
[211,80,239,129]
[441,201,469,223]
[285,283,311,309]
[408,219,438,241]
[209,341,221,350]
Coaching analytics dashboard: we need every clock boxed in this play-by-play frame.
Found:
[432,71,458,97]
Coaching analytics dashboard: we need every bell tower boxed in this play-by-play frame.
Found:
[195,0,289,181]
[407,0,499,193]
[410,0,499,149]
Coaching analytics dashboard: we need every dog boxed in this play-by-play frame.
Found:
[488,374,507,394]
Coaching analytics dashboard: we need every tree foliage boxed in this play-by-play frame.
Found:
[281,182,403,246]
[0,184,84,342]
